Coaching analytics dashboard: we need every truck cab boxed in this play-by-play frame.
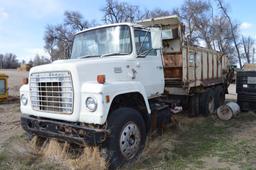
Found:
[20,22,167,168]
[20,23,164,124]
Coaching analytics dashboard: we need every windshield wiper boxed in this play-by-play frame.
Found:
[80,55,100,59]
[100,52,129,58]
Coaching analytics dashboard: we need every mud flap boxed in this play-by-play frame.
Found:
[150,104,173,132]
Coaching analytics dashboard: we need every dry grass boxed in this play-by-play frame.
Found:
[69,146,107,170]
[35,137,107,170]
[126,111,256,170]
[2,111,256,170]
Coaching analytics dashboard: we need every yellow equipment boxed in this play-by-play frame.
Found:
[0,73,8,102]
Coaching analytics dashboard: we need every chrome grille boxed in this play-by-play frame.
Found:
[30,71,73,114]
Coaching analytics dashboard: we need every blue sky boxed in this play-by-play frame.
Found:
[0,0,255,61]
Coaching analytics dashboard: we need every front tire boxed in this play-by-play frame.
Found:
[105,107,146,169]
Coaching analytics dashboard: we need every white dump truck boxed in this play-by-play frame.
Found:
[20,16,232,168]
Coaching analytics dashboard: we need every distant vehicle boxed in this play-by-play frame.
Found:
[20,15,233,168]
[237,64,256,112]
[0,73,8,102]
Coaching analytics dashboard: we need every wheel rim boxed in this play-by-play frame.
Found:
[119,121,141,160]
[208,96,215,113]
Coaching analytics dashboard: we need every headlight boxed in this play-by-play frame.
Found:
[85,97,97,112]
[21,94,28,106]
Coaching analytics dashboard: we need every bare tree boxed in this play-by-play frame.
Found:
[21,60,26,65]
[253,48,255,64]
[64,11,89,30]
[101,0,143,23]
[0,53,20,69]
[189,0,213,48]
[0,54,3,69]
[44,24,74,61]
[32,54,51,66]
[216,0,242,68]
[241,36,255,64]
[176,0,213,46]
[44,11,91,61]
[212,15,237,53]
[143,8,172,19]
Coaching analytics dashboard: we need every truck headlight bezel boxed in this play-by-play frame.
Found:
[21,94,28,106]
[85,97,97,112]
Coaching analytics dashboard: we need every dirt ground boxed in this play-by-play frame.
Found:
[0,69,28,150]
[0,69,256,169]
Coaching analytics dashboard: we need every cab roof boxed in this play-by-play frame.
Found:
[76,22,143,35]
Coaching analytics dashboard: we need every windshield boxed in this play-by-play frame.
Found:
[71,25,132,59]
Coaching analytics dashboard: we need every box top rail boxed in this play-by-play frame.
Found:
[137,15,180,27]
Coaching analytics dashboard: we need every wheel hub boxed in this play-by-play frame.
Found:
[119,122,141,160]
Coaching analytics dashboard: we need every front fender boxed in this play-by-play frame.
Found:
[80,81,151,124]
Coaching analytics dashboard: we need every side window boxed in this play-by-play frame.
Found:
[134,29,157,56]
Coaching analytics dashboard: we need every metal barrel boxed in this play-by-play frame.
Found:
[217,102,240,120]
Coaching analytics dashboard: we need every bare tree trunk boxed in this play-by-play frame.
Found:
[253,48,255,64]
[216,0,242,68]
[242,36,251,64]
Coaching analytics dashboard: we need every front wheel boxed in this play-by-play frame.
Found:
[105,107,146,169]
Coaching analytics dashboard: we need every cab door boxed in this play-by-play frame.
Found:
[132,28,164,97]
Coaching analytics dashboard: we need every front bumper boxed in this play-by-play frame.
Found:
[21,115,110,145]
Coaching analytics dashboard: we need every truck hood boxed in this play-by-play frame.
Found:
[30,57,134,84]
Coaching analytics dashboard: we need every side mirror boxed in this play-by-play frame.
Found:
[151,28,162,49]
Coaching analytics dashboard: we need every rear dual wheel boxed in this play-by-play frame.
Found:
[200,88,216,116]
[189,89,215,117]
[200,86,225,116]
[215,86,225,108]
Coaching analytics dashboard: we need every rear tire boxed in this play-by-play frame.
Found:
[189,94,200,117]
[200,88,216,116]
[105,107,146,169]
[215,86,225,109]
